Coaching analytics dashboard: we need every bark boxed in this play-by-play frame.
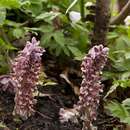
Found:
[91,0,110,46]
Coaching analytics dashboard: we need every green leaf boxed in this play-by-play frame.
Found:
[40,25,54,33]
[107,32,118,40]
[4,20,21,27]
[20,1,31,8]
[41,33,53,46]
[30,3,43,16]
[121,35,130,46]
[0,0,21,9]
[0,38,16,50]
[121,72,130,80]
[12,28,25,39]
[0,8,6,25]
[0,38,7,47]
[36,12,60,22]
[106,101,129,120]
[53,31,65,47]
[55,47,62,56]
[102,71,119,80]
[122,98,130,107]
[66,0,79,14]
[123,117,130,125]
[125,52,130,59]
[119,80,130,88]
[63,46,70,56]
[71,23,88,32]
[68,46,85,60]
[6,44,17,50]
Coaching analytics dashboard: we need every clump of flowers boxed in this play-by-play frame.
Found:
[77,44,109,121]
[59,45,109,130]
[11,37,45,119]
[76,44,109,130]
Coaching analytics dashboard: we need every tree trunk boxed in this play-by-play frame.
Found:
[91,0,110,46]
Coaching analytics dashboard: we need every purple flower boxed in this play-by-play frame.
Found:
[77,44,109,121]
[59,45,109,129]
[0,75,16,93]
[12,37,45,119]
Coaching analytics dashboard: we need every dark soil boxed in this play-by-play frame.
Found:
[0,85,82,130]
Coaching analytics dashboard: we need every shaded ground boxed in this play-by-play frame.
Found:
[0,85,81,130]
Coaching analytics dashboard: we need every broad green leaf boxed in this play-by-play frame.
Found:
[41,33,53,45]
[106,101,129,120]
[115,36,127,50]
[107,32,118,40]
[30,3,43,16]
[53,31,65,47]
[66,0,79,14]
[68,46,85,60]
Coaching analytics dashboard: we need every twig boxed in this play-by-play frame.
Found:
[110,0,130,25]
[35,110,52,120]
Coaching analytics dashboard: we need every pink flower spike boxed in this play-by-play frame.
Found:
[12,37,45,119]
[76,44,109,121]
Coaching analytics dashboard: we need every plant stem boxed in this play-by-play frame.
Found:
[80,0,85,21]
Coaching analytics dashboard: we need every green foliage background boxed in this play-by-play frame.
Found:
[1,0,130,128]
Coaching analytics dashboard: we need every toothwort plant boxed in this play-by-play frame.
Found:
[11,37,45,119]
[59,45,109,130]
[77,44,109,121]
